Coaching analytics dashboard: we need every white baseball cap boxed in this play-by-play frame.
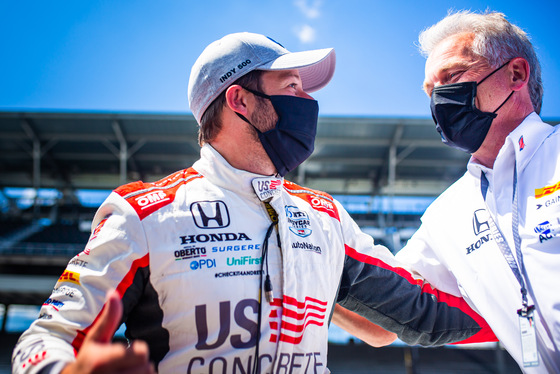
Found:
[188,32,336,125]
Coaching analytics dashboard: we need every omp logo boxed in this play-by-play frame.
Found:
[310,196,334,211]
[298,192,339,220]
[190,201,230,229]
[58,270,80,285]
[472,209,490,235]
[535,181,560,199]
[135,191,169,209]
[268,295,327,344]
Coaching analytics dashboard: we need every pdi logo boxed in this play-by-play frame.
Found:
[190,201,230,229]
[190,259,217,270]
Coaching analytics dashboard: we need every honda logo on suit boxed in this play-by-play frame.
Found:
[191,201,230,229]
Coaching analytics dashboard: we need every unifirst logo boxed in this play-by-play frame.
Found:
[535,181,560,199]
[227,256,261,266]
[135,191,169,210]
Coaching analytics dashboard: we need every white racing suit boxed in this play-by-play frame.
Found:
[13,145,495,374]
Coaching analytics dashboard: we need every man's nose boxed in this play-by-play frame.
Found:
[299,90,314,100]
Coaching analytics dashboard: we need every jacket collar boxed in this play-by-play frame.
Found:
[192,144,283,201]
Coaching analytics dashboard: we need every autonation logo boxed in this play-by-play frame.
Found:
[292,241,321,254]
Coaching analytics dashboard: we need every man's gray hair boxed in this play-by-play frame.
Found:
[419,10,543,114]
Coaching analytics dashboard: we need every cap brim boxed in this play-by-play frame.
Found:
[259,48,336,93]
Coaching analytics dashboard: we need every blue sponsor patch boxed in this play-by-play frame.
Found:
[285,206,312,238]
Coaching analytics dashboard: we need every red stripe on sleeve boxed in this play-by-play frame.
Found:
[345,245,497,344]
[71,254,150,351]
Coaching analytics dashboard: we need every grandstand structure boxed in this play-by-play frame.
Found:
[0,111,477,266]
[0,111,473,321]
[0,110,539,372]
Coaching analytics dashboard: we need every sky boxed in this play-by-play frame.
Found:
[2,0,560,119]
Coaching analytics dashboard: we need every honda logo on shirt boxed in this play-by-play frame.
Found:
[191,200,230,229]
[472,209,490,235]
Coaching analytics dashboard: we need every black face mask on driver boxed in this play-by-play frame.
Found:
[430,60,514,154]
[236,87,319,177]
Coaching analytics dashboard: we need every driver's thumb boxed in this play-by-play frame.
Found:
[87,289,123,344]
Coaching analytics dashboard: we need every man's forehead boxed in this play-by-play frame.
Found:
[427,33,477,70]
[422,33,481,94]
[259,69,303,89]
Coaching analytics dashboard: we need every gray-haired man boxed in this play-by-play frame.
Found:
[336,11,560,373]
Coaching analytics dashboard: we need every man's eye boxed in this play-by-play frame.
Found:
[449,71,464,81]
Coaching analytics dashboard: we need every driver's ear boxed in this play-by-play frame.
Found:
[225,85,250,116]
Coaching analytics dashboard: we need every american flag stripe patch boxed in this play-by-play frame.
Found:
[268,295,328,344]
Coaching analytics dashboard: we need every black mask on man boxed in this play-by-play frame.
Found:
[430,61,514,153]
[236,87,319,177]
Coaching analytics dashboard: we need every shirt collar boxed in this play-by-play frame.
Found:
[467,112,553,179]
[503,112,554,173]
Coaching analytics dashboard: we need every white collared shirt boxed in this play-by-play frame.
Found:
[398,113,560,373]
